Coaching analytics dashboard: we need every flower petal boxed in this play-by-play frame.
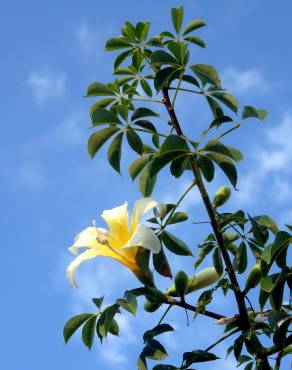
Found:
[69,227,100,254]
[101,202,130,246]
[130,198,158,231]
[66,249,99,288]
[123,224,161,253]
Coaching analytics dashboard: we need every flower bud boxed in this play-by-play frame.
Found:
[166,267,221,297]
[212,186,231,208]
[243,264,262,295]
[174,271,189,298]
[143,299,161,312]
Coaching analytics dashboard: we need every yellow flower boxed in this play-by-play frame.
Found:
[67,198,161,287]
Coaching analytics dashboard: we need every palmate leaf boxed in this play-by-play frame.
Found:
[183,19,206,36]
[140,79,153,97]
[129,155,154,180]
[82,315,97,350]
[126,129,144,155]
[190,64,221,87]
[150,50,178,66]
[212,247,223,276]
[154,67,181,92]
[198,155,215,182]
[114,49,134,70]
[90,106,122,126]
[171,6,184,34]
[162,231,193,256]
[143,338,168,360]
[242,105,268,121]
[153,247,173,278]
[107,132,124,173]
[105,37,133,51]
[132,107,159,121]
[86,82,116,97]
[184,35,206,48]
[63,313,94,344]
[209,91,238,113]
[139,166,157,196]
[206,152,238,188]
[88,127,120,158]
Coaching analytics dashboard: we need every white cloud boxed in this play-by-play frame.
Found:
[234,111,292,208]
[221,67,267,94]
[76,21,113,52]
[27,69,66,105]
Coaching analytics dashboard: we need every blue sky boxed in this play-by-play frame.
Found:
[1,0,292,369]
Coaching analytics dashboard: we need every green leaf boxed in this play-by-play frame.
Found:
[63,313,94,343]
[273,317,292,348]
[183,19,206,35]
[137,353,148,370]
[139,166,157,196]
[134,120,157,133]
[207,153,238,188]
[126,129,144,155]
[213,247,223,276]
[154,67,180,91]
[170,155,188,178]
[265,231,291,264]
[242,106,268,121]
[105,37,133,51]
[198,155,215,182]
[143,324,174,341]
[210,92,238,113]
[234,242,247,274]
[190,64,221,87]
[153,365,177,370]
[90,106,121,126]
[203,140,233,158]
[136,21,151,41]
[167,41,188,64]
[150,50,178,66]
[162,231,193,256]
[144,338,168,360]
[117,293,138,315]
[114,49,134,69]
[132,107,159,121]
[86,82,115,97]
[107,132,123,173]
[183,350,219,365]
[184,35,206,48]
[244,362,254,370]
[129,156,153,180]
[260,273,279,293]
[140,79,153,97]
[150,151,188,178]
[253,215,278,234]
[153,247,173,278]
[98,304,120,337]
[88,127,120,159]
[92,296,104,309]
[226,146,243,162]
[209,115,233,129]
[166,212,188,225]
[182,74,200,88]
[206,96,224,118]
[108,319,119,336]
[82,315,97,350]
[160,135,189,153]
[89,98,116,109]
[171,6,184,34]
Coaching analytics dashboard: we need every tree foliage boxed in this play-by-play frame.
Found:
[63,7,291,370]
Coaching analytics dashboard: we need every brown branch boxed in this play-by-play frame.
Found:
[161,87,250,329]
[168,298,225,321]
[275,351,283,370]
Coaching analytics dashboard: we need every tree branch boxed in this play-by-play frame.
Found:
[161,87,250,329]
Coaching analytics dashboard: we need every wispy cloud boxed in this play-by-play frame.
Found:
[221,67,267,95]
[234,111,292,211]
[27,68,66,105]
[19,160,45,189]
[76,21,113,52]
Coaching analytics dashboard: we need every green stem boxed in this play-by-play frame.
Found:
[214,123,241,141]
[132,97,163,104]
[133,127,168,138]
[168,86,202,94]
[157,304,173,326]
[161,180,197,230]
[172,70,185,107]
[205,328,240,352]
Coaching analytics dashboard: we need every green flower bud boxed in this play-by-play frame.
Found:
[166,267,221,297]
[213,186,231,208]
[174,271,189,298]
[243,264,262,295]
[143,299,161,312]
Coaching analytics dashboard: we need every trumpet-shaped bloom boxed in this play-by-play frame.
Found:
[67,198,161,287]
